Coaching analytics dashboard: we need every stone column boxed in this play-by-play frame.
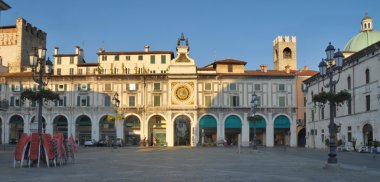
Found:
[5,118,9,144]
[192,112,198,147]
[116,119,124,139]
[166,112,173,147]
[242,113,249,146]
[218,112,224,142]
[290,114,297,147]
[266,113,274,147]
[92,118,99,141]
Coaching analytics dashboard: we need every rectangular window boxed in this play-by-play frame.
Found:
[205,96,212,107]
[77,95,90,107]
[256,96,261,106]
[229,83,237,91]
[57,68,61,76]
[78,69,83,75]
[69,68,74,75]
[154,95,160,106]
[57,57,61,65]
[115,55,119,61]
[129,96,135,107]
[254,84,261,91]
[161,55,166,64]
[231,95,239,107]
[10,96,21,107]
[102,55,107,61]
[138,55,143,61]
[104,84,112,92]
[128,83,137,91]
[104,95,111,106]
[303,96,307,107]
[55,96,66,107]
[154,83,160,91]
[70,57,74,64]
[278,96,285,107]
[150,55,155,64]
[321,129,324,143]
[228,64,233,72]
[348,126,352,142]
[126,56,130,61]
[321,107,324,120]
[348,99,352,115]
[366,95,370,111]
[278,84,285,91]
[205,83,212,91]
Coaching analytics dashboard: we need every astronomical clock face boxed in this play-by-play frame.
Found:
[171,82,194,105]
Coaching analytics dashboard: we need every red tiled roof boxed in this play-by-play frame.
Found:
[0,72,33,77]
[293,70,318,76]
[197,67,215,71]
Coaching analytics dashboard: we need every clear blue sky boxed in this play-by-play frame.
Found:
[2,0,379,70]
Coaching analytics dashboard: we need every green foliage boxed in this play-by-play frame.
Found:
[20,88,60,103]
[325,138,330,146]
[312,90,351,107]
[337,139,343,146]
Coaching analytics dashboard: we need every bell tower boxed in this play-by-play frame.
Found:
[273,35,297,71]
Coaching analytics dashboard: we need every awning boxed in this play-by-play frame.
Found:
[225,115,241,129]
[249,117,266,129]
[199,115,217,128]
[274,116,290,129]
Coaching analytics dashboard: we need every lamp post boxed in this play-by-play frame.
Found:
[318,42,344,164]
[112,92,120,107]
[250,92,259,150]
[29,47,53,144]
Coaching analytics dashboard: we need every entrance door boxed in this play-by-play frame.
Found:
[225,115,242,146]
[363,124,373,147]
[148,115,166,146]
[297,128,306,147]
[274,115,290,146]
[174,115,191,146]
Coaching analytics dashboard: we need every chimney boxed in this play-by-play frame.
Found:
[54,47,59,55]
[75,46,80,54]
[98,48,104,53]
[304,65,309,70]
[260,64,267,72]
[144,44,150,52]
[285,65,290,73]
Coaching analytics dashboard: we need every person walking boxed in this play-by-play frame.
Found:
[371,146,377,158]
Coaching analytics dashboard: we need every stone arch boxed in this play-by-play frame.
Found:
[248,114,267,146]
[146,113,167,123]
[75,115,92,145]
[224,114,243,146]
[198,114,218,144]
[283,47,292,59]
[30,115,47,133]
[273,114,291,146]
[297,128,306,147]
[52,115,68,138]
[99,114,117,141]
[124,114,141,146]
[173,115,191,146]
[362,123,373,147]
[8,114,24,144]
[147,114,167,146]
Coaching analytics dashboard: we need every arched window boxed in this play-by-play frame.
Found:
[283,48,292,59]
[347,76,351,89]
[364,24,367,29]
[368,23,371,29]
[365,69,370,84]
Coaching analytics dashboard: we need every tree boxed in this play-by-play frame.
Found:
[20,88,60,104]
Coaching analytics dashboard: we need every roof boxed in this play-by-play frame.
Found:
[293,70,318,76]
[214,59,247,65]
[77,62,99,67]
[344,30,380,52]
[0,0,11,10]
[97,51,174,56]
[54,54,79,57]
[0,72,32,77]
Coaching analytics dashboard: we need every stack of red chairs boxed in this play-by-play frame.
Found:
[42,134,56,167]
[14,133,29,168]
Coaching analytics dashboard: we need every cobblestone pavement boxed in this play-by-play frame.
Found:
[0,145,379,182]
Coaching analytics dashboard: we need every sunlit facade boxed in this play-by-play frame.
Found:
[0,19,316,147]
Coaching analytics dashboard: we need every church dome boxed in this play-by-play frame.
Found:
[344,13,380,52]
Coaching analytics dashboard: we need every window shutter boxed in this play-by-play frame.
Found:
[88,84,91,91]
[87,96,90,106]
[64,84,67,91]
[77,96,80,106]
[20,84,23,91]
[10,96,14,106]
[11,84,14,91]
[55,84,58,91]
[135,84,138,90]
[55,100,58,106]
[126,84,129,90]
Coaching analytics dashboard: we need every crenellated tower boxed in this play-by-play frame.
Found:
[273,35,297,71]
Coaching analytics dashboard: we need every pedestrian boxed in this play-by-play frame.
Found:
[371,146,377,158]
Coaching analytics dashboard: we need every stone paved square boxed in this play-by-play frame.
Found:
[1,146,379,181]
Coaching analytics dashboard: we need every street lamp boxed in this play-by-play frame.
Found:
[112,92,120,107]
[318,42,344,164]
[29,47,52,148]
[250,92,259,150]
